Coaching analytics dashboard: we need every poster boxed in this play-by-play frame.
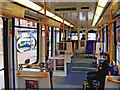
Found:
[26,80,38,90]
[56,59,64,71]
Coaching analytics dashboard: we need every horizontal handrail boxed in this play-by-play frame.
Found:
[0,10,44,24]
[19,64,39,67]
[107,77,120,83]
[66,52,73,54]
[0,10,71,30]
[97,16,120,31]
[16,73,48,78]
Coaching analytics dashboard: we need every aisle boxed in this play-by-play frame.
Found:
[54,54,97,88]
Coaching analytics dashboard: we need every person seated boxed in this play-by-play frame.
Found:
[86,52,110,89]
[97,52,110,89]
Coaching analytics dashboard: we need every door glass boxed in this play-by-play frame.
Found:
[0,17,4,89]
[15,19,37,66]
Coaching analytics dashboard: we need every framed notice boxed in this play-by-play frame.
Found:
[26,80,38,90]
[56,59,64,71]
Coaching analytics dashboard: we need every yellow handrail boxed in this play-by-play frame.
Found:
[16,73,48,78]
[107,59,120,83]
[107,77,120,83]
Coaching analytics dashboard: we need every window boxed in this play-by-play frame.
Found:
[116,22,120,66]
[49,27,51,57]
[88,33,96,40]
[80,31,86,40]
[0,17,4,89]
[42,25,45,36]
[15,19,37,65]
[71,32,78,40]
[56,28,60,42]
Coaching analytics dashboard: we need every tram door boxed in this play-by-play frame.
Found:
[0,17,4,89]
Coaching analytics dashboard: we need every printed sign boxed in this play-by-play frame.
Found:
[26,80,38,90]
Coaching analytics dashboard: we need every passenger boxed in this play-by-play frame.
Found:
[97,52,110,89]
[86,52,110,90]
[113,64,119,76]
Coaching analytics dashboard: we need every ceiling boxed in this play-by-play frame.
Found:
[44,2,97,28]
[22,1,114,30]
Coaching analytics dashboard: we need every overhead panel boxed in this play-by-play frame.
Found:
[48,18,60,27]
[0,2,25,17]
[80,5,92,12]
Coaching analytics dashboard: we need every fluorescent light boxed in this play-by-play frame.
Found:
[64,21,70,26]
[92,19,97,26]
[39,9,56,18]
[95,6,103,16]
[52,16,63,22]
[12,0,72,27]
[70,25,74,27]
[98,0,108,7]
[92,0,108,27]
[12,0,42,11]
[92,21,95,27]
[94,15,99,21]
[92,15,99,26]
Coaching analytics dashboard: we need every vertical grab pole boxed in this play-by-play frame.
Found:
[44,0,47,64]
[70,13,71,41]
[100,21,102,55]
[86,12,88,41]
[109,7,113,76]
[62,14,65,51]
[100,22,102,52]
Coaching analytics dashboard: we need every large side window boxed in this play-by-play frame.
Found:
[49,27,51,57]
[71,31,78,40]
[116,19,120,66]
[15,19,37,65]
[88,30,96,40]
[0,17,4,89]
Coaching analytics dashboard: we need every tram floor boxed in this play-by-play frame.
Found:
[54,54,97,88]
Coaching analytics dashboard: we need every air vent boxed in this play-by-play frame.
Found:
[80,5,91,11]
[55,7,77,12]
[81,6,89,10]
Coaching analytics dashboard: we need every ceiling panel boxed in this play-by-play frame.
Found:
[34,2,97,28]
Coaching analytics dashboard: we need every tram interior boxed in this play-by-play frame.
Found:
[0,0,120,89]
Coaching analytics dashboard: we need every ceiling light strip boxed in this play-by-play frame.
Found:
[92,0,108,26]
[12,0,73,27]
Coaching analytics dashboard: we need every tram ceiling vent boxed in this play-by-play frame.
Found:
[80,5,92,11]
[54,5,91,12]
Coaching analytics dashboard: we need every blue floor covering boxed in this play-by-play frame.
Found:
[64,72,86,85]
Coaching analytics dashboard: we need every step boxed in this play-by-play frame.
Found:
[71,63,97,68]
[71,67,97,72]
